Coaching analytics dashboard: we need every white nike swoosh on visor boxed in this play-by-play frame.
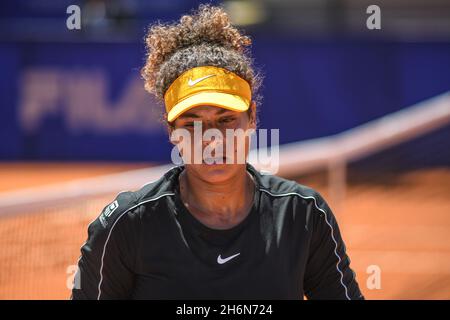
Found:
[217,252,240,264]
[188,74,216,86]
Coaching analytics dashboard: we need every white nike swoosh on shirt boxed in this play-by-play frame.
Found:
[188,74,216,86]
[217,252,240,264]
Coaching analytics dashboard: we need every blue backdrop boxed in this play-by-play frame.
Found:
[1,36,449,168]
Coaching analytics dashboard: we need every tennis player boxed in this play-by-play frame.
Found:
[72,4,363,300]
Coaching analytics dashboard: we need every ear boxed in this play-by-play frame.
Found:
[166,121,177,146]
[248,101,257,129]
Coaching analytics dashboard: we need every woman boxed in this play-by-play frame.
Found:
[72,4,363,300]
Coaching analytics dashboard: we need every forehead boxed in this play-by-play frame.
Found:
[177,105,237,119]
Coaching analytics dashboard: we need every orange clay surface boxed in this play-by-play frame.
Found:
[0,163,448,299]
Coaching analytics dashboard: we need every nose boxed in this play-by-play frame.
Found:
[202,128,224,147]
[201,123,226,157]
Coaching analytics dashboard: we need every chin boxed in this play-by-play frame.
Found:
[190,163,243,183]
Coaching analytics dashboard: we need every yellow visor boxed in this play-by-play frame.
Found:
[164,66,252,122]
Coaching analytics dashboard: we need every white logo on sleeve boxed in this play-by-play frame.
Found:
[217,252,240,264]
[103,200,119,217]
[188,74,216,86]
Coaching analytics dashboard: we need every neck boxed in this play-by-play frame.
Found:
[179,165,255,227]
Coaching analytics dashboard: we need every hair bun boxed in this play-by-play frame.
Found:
[142,4,252,96]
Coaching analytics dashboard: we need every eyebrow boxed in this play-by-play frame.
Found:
[178,108,231,120]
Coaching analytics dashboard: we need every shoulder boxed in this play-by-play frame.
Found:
[255,167,322,200]
[251,168,338,234]
[93,166,181,230]
[252,166,329,216]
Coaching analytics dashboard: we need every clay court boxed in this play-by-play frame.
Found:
[0,163,448,299]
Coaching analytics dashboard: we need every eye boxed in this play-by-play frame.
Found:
[219,116,236,124]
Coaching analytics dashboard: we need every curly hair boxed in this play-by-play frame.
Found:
[141,4,263,122]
